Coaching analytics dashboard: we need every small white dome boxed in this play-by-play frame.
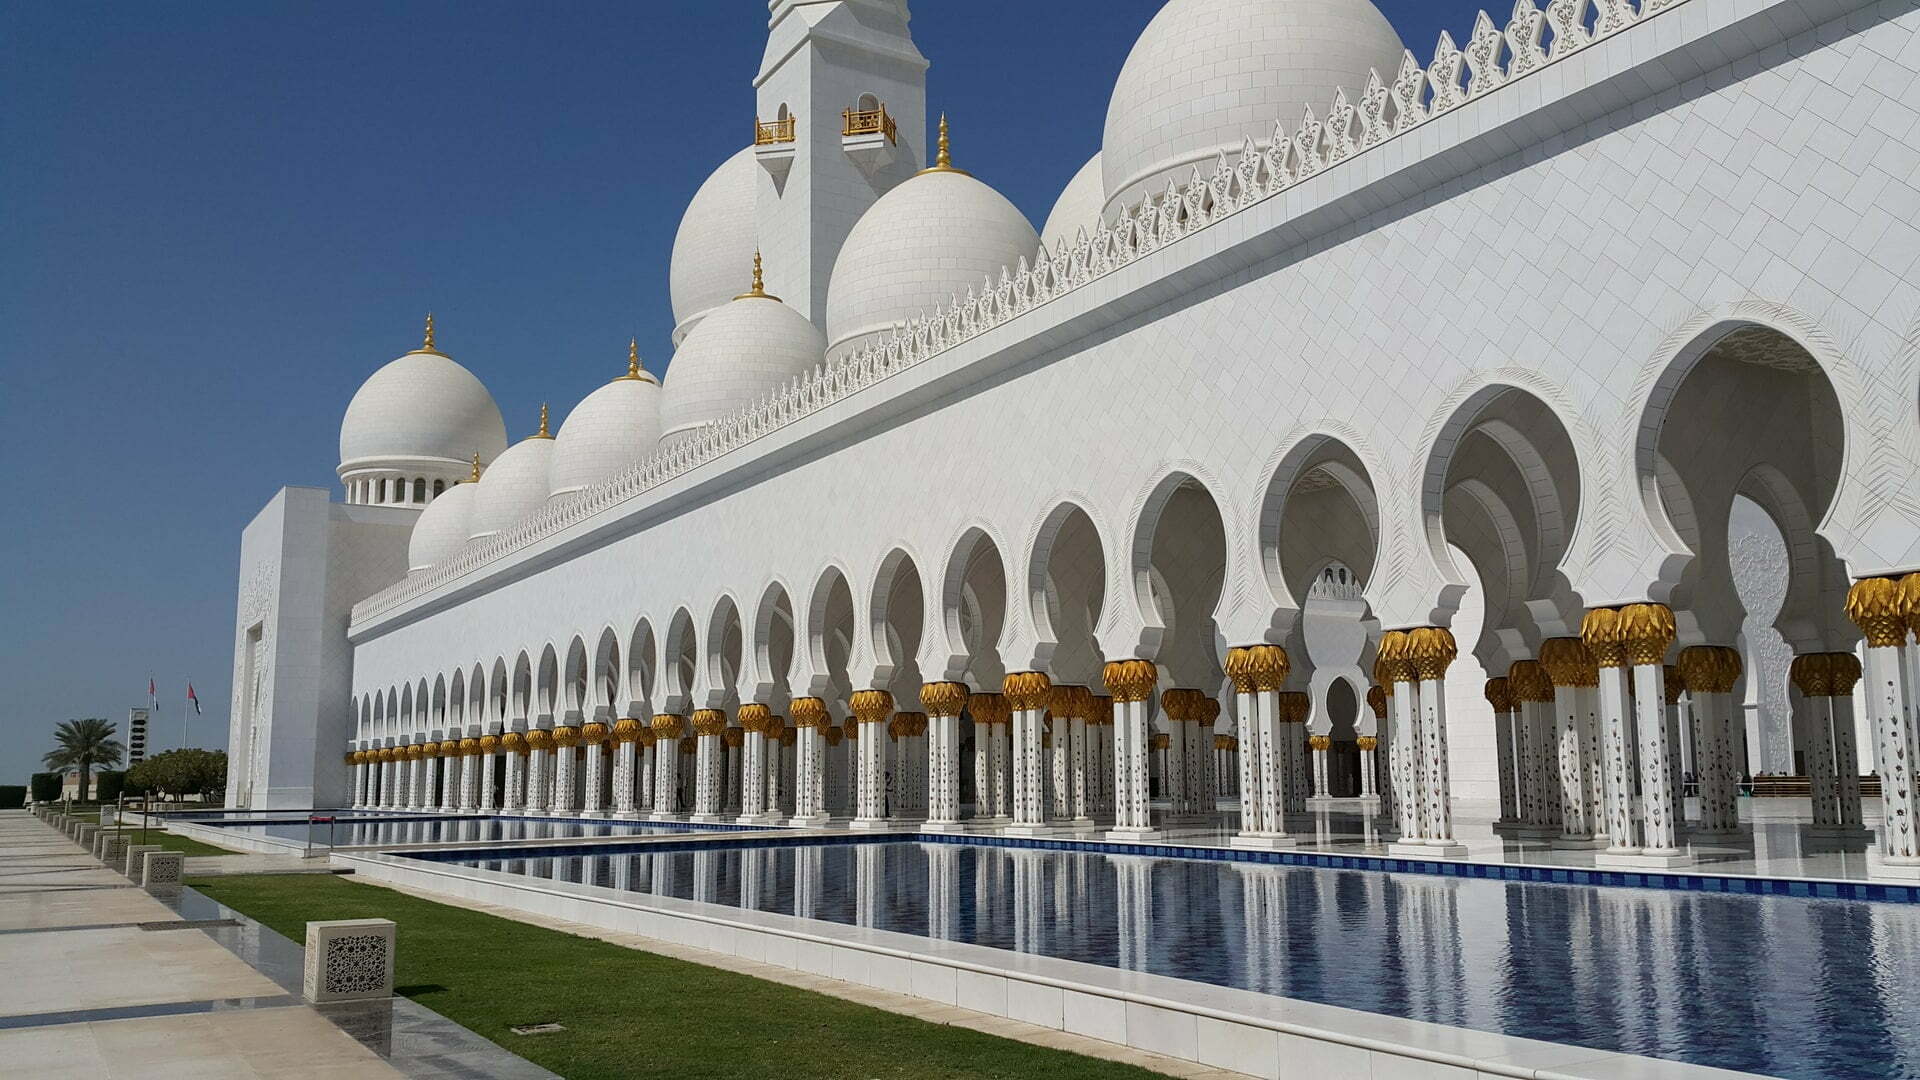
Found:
[825,156,1038,363]
[339,339,507,472]
[669,148,758,346]
[1101,0,1404,214]
[659,277,825,447]
[407,481,476,573]
[1040,153,1106,255]
[550,347,664,500]
[468,422,557,541]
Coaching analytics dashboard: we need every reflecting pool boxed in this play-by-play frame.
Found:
[435,838,1920,1078]
[205,815,697,847]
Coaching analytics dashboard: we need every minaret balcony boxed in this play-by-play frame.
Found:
[754,114,796,183]
[842,104,896,172]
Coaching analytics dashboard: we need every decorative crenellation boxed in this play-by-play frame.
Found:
[349,0,1698,626]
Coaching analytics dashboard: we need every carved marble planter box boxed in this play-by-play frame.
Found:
[140,850,183,891]
[124,844,162,877]
[303,919,395,1003]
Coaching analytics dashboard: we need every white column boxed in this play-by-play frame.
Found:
[1161,691,1190,816]
[1543,638,1596,845]
[1486,681,1518,824]
[850,692,891,827]
[459,748,480,812]
[922,684,966,831]
[1005,675,1050,833]
[1358,736,1378,799]
[1631,656,1687,863]
[1388,675,1420,841]
[525,737,550,814]
[1103,661,1158,837]
[582,733,607,815]
[504,739,527,810]
[1827,657,1865,831]
[650,718,683,818]
[1681,646,1742,836]
[1412,629,1463,851]
[739,709,768,823]
[1596,654,1639,854]
[690,711,725,821]
[971,697,996,819]
[790,705,825,822]
[1848,578,1920,874]
[550,732,578,816]
[638,738,657,811]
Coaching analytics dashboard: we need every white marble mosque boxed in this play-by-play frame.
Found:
[227,0,1920,879]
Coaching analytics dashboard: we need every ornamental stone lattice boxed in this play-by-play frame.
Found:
[124,844,161,877]
[303,919,396,1003]
[140,851,183,891]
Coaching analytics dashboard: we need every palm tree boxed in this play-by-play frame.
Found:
[43,719,123,803]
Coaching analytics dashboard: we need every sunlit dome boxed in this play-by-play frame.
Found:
[825,117,1039,363]
[669,147,759,346]
[549,342,665,501]
[1040,153,1106,255]
[338,316,508,476]
[407,474,477,573]
[468,406,557,541]
[1101,0,1404,215]
[659,255,826,448]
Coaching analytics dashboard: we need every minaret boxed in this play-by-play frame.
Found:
[754,0,927,332]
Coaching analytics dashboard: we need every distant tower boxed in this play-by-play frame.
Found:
[753,0,927,332]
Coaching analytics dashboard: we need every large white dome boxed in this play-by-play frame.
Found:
[338,343,507,472]
[1041,153,1106,255]
[1101,0,1404,214]
[825,157,1038,363]
[468,418,556,541]
[550,345,664,500]
[669,147,758,346]
[659,275,825,447]
[407,481,476,573]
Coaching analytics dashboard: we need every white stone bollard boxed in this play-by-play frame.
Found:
[141,851,183,891]
[124,844,162,877]
[100,835,128,868]
[303,919,396,1003]
[76,824,97,848]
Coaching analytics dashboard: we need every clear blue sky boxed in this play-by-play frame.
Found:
[0,0,1477,785]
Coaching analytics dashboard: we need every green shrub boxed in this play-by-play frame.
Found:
[29,773,61,803]
[93,770,125,804]
[0,786,24,810]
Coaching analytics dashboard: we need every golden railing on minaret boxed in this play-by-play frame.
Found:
[754,115,796,145]
[841,104,897,144]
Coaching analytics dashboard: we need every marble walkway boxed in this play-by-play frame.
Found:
[0,811,553,1080]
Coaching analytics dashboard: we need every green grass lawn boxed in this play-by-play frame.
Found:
[111,827,239,857]
[187,873,1164,1080]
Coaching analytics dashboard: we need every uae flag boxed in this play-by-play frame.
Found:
[187,683,202,715]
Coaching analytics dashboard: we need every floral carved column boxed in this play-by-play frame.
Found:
[611,719,640,816]
[649,715,684,818]
[1541,637,1599,846]
[1103,659,1159,838]
[580,722,610,815]
[849,690,893,828]
[1226,644,1291,846]
[1824,653,1866,832]
[550,725,581,816]
[788,698,830,824]
[1679,646,1743,837]
[690,710,727,821]
[1848,576,1920,874]
[1003,673,1052,834]
[502,733,527,810]
[922,682,968,831]
[525,730,552,814]
[1485,678,1518,826]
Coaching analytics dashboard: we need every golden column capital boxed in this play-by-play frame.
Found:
[737,704,772,732]
[458,738,479,756]
[1002,672,1051,711]
[1483,677,1513,712]
[1196,696,1221,725]
[1224,647,1258,693]
[1506,659,1553,703]
[501,732,527,754]
[1278,691,1311,724]
[1308,734,1332,752]
[1906,572,1920,635]
[1102,659,1158,703]
[1677,645,1741,694]
[920,682,969,717]
[850,689,894,725]
[1356,735,1378,751]
[823,726,843,747]
[611,718,642,744]
[1406,627,1458,680]
[1539,637,1598,689]
[1579,607,1626,668]
[1826,651,1862,695]
[966,692,1008,725]
[1214,734,1235,750]
[1376,630,1415,683]
[680,738,697,755]
[1048,684,1088,719]
[1789,653,1833,698]
[1149,732,1170,750]
[788,698,828,728]
[1160,688,1205,722]
[345,752,358,765]
[722,727,745,748]
[691,710,728,737]
[650,714,686,738]
[526,729,554,751]
[1226,644,1288,694]
[1847,576,1910,647]
[552,726,581,748]
[1365,685,1388,719]
[1617,603,1676,665]
[478,734,500,754]
[580,722,609,743]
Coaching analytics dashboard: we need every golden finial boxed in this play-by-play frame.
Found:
[469,451,482,482]
[733,250,781,302]
[918,113,970,177]
[534,403,552,439]
[413,312,444,355]
[617,337,654,382]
